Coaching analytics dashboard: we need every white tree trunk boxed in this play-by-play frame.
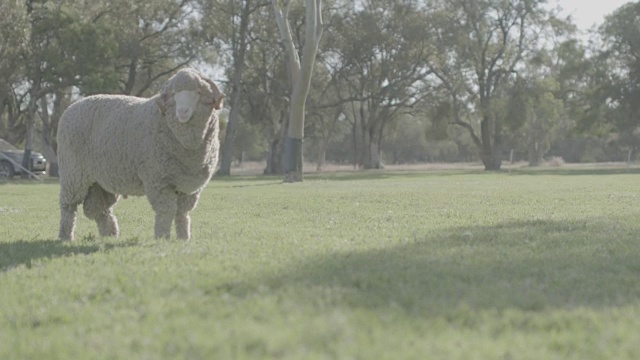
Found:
[272,0,324,182]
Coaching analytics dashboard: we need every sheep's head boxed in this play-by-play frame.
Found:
[156,68,225,123]
[156,68,225,150]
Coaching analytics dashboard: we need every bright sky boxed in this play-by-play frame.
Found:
[556,0,635,30]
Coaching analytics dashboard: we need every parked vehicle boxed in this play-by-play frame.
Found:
[0,139,47,178]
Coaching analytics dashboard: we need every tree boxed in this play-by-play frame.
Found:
[507,77,563,166]
[7,0,203,177]
[328,0,433,169]
[201,0,270,176]
[236,6,290,174]
[19,0,120,177]
[426,0,554,170]
[103,0,202,97]
[272,0,324,182]
[0,0,28,137]
[588,2,640,159]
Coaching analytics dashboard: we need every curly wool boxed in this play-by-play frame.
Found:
[57,68,224,240]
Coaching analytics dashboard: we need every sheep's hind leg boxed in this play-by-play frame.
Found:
[175,192,200,240]
[83,183,120,237]
[59,203,79,241]
[59,182,91,241]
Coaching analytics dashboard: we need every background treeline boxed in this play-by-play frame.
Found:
[2,0,640,174]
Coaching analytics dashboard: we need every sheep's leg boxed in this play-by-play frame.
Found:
[59,203,78,241]
[59,182,91,241]
[146,188,178,239]
[175,192,200,240]
[83,183,120,237]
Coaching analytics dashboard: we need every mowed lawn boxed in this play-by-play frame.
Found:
[2,167,640,359]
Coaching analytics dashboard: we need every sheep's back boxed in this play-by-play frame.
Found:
[57,95,156,195]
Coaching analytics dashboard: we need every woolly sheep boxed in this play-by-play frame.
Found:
[57,68,224,241]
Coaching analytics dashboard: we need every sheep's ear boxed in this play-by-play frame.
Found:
[155,90,170,115]
[200,76,225,110]
[155,95,166,116]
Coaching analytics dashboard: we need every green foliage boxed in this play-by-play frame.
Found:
[588,2,640,151]
[30,5,119,94]
[2,170,640,358]
[425,0,561,169]
[504,76,565,165]
[383,115,429,163]
[0,0,29,84]
[326,0,434,168]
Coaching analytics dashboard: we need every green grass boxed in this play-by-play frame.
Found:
[2,168,640,359]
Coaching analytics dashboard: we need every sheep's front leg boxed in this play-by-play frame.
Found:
[176,192,200,240]
[146,188,178,239]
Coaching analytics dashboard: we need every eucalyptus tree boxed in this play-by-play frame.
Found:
[506,76,563,166]
[221,3,290,174]
[8,0,204,177]
[503,18,580,166]
[589,1,640,158]
[0,0,29,143]
[242,44,290,175]
[272,0,324,182]
[425,0,556,170]
[18,0,119,176]
[304,68,348,171]
[326,0,434,169]
[104,0,203,97]
[200,0,270,176]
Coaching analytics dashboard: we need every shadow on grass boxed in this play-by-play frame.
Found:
[246,218,640,314]
[0,238,139,272]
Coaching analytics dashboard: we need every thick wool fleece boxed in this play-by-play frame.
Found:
[57,69,222,241]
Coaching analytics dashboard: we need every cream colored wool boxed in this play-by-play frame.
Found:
[57,68,224,240]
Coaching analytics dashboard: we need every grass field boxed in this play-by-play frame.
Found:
[2,167,640,359]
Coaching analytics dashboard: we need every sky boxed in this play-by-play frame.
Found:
[556,0,635,30]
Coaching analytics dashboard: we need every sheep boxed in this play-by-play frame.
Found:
[57,68,224,241]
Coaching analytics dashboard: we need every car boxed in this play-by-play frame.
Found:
[0,138,47,178]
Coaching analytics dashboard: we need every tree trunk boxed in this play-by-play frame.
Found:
[0,88,7,135]
[22,2,39,178]
[283,80,309,182]
[362,140,383,169]
[283,137,303,182]
[528,140,542,167]
[218,0,252,176]
[360,116,385,170]
[217,95,241,176]
[351,118,358,169]
[5,92,21,146]
[478,112,502,171]
[265,138,284,175]
[480,145,502,170]
[38,93,66,177]
[21,91,38,178]
[264,120,287,175]
[316,137,328,171]
[38,97,55,176]
[272,0,324,183]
